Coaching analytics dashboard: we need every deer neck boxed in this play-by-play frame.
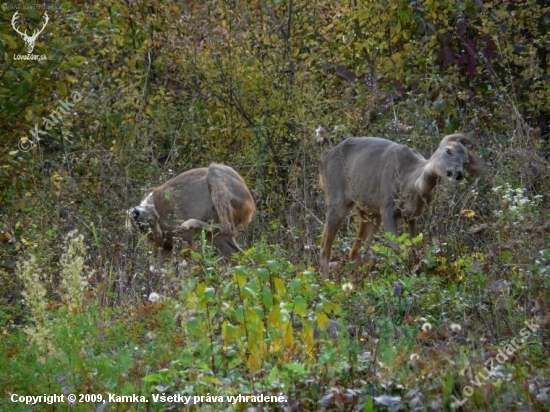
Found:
[414,163,439,195]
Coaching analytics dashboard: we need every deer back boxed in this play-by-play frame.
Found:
[321,137,427,213]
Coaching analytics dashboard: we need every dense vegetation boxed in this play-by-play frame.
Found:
[0,0,549,410]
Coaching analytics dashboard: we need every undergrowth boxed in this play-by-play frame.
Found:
[1,211,548,411]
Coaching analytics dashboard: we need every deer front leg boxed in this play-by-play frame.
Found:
[349,211,380,262]
[320,204,348,278]
[407,219,417,237]
[381,206,399,236]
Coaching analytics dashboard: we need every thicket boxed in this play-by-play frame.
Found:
[0,0,549,410]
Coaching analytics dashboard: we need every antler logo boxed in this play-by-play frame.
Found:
[11,12,49,54]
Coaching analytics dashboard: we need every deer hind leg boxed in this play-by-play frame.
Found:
[349,212,379,263]
[320,203,348,277]
[207,167,236,236]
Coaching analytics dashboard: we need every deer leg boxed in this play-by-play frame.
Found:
[349,211,369,261]
[350,213,380,264]
[212,234,242,257]
[159,244,173,267]
[361,215,380,264]
[381,207,402,254]
[207,168,236,236]
[320,204,348,277]
[407,219,417,237]
[381,207,399,236]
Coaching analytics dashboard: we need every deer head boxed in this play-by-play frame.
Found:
[11,12,49,54]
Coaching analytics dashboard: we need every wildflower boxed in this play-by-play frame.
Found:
[60,230,91,312]
[148,292,160,303]
[409,353,420,361]
[342,282,354,292]
[450,323,462,332]
[460,209,476,219]
[421,322,432,332]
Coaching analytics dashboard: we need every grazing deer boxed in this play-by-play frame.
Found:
[126,163,255,261]
[11,12,49,54]
[319,133,485,278]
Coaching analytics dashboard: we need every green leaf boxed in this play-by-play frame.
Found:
[363,396,374,412]
[289,278,302,293]
[204,287,215,299]
[196,282,207,298]
[267,260,280,273]
[13,81,30,98]
[499,251,512,262]
[257,267,269,281]
[222,321,237,341]
[234,306,245,323]
[243,286,257,299]
[0,33,18,49]
[262,287,273,309]
[186,317,200,333]
[233,266,247,287]
[66,55,88,69]
[294,296,307,316]
[283,362,306,375]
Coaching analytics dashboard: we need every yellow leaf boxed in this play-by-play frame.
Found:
[268,306,281,328]
[301,320,314,352]
[273,278,285,295]
[317,312,329,329]
[50,172,63,192]
[58,82,68,97]
[284,325,293,348]
[233,272,247,288]
[247,351,261,372]
[270,338,282,353]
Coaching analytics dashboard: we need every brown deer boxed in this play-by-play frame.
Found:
[126,163,255,260]
[319,133,485,278]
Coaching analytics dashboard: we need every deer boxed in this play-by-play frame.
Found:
[11,12,49,54]
[319,133,485,278]
[126,163,255,261]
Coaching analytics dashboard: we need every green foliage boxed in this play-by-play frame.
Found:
[145,244,342,395]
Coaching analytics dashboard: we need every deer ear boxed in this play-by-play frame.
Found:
[466,150,486,177]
